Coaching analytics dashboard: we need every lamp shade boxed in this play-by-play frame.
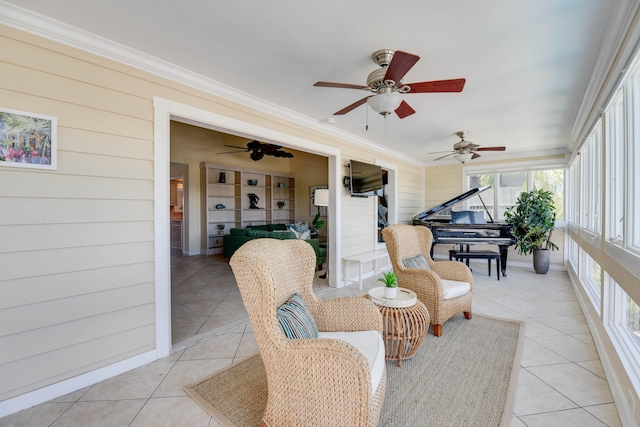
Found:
[367,92,402,116]
[314,189,329,207]
[454,153,474,164]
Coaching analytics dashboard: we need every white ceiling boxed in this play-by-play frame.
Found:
[3,0,619,164]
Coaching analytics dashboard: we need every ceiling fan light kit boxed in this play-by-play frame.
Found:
[454,153,474,164]
[367,90,403,116]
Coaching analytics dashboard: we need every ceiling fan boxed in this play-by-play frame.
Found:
[431,131,506,163]
[217,140,294,161]
[314,49,466,119]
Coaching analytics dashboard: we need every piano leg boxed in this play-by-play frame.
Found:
[499,245,509,277]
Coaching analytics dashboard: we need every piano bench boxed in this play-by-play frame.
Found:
[449,250,501,280]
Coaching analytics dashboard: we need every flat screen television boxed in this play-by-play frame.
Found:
[349,160,383,197]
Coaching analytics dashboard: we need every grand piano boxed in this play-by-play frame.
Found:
[411,186,516,277]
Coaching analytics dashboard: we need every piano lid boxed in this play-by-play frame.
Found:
[411,186,491,222]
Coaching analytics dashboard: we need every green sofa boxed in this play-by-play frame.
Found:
[223,224,327,268]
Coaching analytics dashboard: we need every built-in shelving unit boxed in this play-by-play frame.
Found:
[200,162,295,254]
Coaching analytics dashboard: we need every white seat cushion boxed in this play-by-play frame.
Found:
[317,330,384,395]
[441,279,471,300]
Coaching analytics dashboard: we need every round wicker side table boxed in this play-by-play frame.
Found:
[368,288,430,367]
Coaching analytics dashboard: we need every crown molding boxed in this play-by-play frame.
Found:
[570,0,640,147]
[0,1,422,167]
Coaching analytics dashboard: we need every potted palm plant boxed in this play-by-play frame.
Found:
[378,271,401,299]
[310,212,325,239]
[504,188,559,274]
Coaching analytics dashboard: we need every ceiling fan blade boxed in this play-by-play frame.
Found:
[406,78,466,93]
[395,100,415,119]
[334,96,371,115]
[428,150,455,154]
[384,51,420,84]
[216,150,247,155]
[465,143,480,150]
[271,151,294,158]
[224,145,249,150]
[475,146,506,151]
[434,152,456,161]
[314,81,370,90]
[471,153,482,159]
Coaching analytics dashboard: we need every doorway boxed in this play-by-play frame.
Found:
[153,97,341,357]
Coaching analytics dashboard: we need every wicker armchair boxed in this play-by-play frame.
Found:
[230,238,386,427]
[382,224,473,336]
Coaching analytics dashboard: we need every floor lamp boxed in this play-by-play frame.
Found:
[313,189,329,279]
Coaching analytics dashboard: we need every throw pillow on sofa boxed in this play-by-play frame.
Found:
[287,222,310,240]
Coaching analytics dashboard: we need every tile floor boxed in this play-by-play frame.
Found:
[0,256,622,427]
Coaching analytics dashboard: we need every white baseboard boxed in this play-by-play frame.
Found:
[0,350,156,418]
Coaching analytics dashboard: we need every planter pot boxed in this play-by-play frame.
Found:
[384,287,397,299]
[533,249,550,274]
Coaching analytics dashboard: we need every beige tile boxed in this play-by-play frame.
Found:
[130,396,211,427]
[510,415,527,426]
[519,407,608,427]
[572,332,596,345]
[530,333,599,362]
[519,318,568,338]
[513,369,577,416]
[584,403,622,427]
[536,314,591,335]
[80,362,174,401]
[152,359,232,397]
[199,312,248,332]
[527,363,614,407]
[50,400,145,427]
[49,386,91,403]
[158,349,184,363]
[235,332,259,358]
[521,337,569,367]
[0,402,72,427]
[577,359,606,380]
[180,333,244,360]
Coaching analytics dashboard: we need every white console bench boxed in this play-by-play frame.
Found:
[343,249,391,289]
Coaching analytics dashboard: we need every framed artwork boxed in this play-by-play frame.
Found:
[0,107,57,170]
[310,185,328,217]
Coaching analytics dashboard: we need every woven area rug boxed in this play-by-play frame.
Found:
[185,314,524,427]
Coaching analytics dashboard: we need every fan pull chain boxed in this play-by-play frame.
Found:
[365,105,369,131]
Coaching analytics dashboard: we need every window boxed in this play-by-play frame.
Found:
[567,161,579,224]
[568,236,578,271]
[579,121,602,235]
[467,174,494,220]
[606,274,640,385]
[466,166,564,222]
[580,248,601,313]
[605,90,625,245]
[630,70,640,251]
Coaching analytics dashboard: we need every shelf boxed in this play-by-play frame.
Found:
[201,162,296,253]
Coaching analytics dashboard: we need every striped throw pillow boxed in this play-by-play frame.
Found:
[402,254,431,270]
[276,293,318,339]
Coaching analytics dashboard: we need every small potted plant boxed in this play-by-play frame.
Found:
[277,201,285,209]
[378,271,401,299]
[504,188,559,274]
